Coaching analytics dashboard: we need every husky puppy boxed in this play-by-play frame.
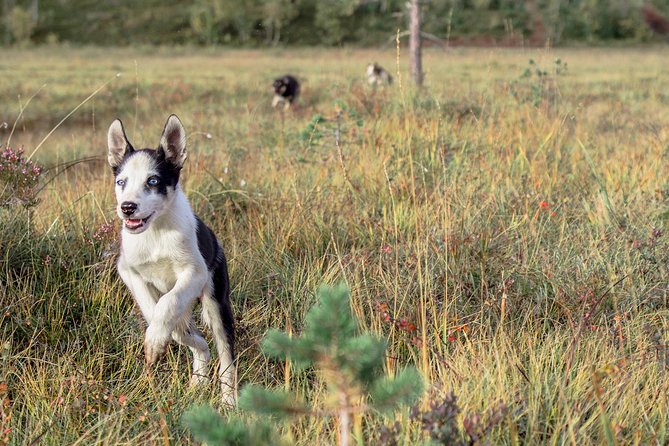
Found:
[366,62,393,86]
[272,74,300,109]
[107,115,236,405]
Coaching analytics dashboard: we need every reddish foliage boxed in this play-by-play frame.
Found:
[643,5,669,35]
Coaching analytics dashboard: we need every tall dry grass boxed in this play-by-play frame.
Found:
[0,46,667,444]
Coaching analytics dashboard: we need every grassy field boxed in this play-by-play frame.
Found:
[0,45,668,445]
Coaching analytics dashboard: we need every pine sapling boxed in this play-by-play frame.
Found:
[183,284,424,446]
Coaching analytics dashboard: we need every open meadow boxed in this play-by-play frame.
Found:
[0,46,668,444]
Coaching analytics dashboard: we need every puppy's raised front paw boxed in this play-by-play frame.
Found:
[144,327,170,365]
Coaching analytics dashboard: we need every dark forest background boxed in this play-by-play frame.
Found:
[3,0,669,47]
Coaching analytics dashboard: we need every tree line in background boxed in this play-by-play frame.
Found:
[2,0,669,47]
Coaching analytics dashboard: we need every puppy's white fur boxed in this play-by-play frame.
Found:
[366,62,392,86]
[108,116,236,405]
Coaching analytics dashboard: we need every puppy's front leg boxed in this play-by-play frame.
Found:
[118,262,159,324]
[144,265,207,365]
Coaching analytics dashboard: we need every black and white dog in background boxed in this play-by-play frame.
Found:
[366,62,393,86]
[272,74,300,109]
[107,115,236,405]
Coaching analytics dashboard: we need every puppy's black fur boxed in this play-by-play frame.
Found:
[273,75,300,104]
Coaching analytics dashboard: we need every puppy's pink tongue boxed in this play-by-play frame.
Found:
[125,219,143,228]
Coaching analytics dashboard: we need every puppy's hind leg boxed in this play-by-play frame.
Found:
[201,263,236,406]
[172,321,211,387]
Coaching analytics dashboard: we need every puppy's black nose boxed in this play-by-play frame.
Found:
[120,201,138,216]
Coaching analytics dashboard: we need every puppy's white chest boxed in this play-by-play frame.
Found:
[137,260,178,294]
[121,232,188,294]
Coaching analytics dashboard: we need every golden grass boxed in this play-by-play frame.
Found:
[0,46,668,444]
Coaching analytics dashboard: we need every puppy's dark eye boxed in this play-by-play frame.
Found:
[116,179,125,187]
[147,177,160,186]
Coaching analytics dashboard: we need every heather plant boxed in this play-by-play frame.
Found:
[411,393,463,445]
[0,146,43,208]
[0,144,46,278]
[377,392,508,445]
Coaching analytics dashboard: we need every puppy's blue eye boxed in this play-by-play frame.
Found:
[116,179,125,187]
[147,177,160,186]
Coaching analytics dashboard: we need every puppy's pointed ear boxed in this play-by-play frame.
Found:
[159,114,187,169]
[107,119,134,169]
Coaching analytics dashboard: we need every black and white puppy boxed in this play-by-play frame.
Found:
[366,62,393,86]
[107,115,236,405]
[272,74,300,109]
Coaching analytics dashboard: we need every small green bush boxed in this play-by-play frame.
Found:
[183,284,424,446]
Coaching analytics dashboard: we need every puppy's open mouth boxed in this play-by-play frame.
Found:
[124,214,152,231]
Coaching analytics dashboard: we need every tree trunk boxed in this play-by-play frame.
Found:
[409,0,423,87]
[273,23,281,46]
[338,391,350,446]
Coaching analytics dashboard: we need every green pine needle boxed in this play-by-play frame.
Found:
[303,284,359,346]
[369,367,424,414]
[262,329,317,368]
[239,384,310,418]
[182,405,273,446]
[338,334,386,387]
